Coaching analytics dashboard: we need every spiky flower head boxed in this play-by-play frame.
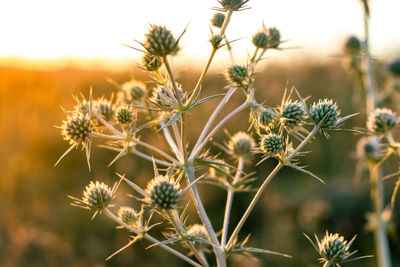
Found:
[252,31,268,49]
[210,34,223,49]
[258,108,276,128]
[144,25,178,57]
[309,99,340,129]
[151,84,184,109]
[281,101,306,128]
[61,113,91,147]
[260,133,284,156]
[267,27,281,48]
[367,108,399,133]
[356,137,381,161]
[318,232,352,264]
[146,175,180,210]
[344,36,361,55]
[121,80,147,101]
[389,58,400,77]
[218,0,249,11]
[187,224,210,249]
[142,54,162,71]
[118,206,139,227]
[74,99,90,115]
[95,98,114,121]
[116,104,134,124]
[227,65,248,86]
[82,181,113,210]
[228,132,255,157]
[211,12,226,28]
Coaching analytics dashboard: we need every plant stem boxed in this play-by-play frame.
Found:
[163,56,183,107]
[103,208,202,267]
[185,166,226,267]
[160,119,182,159]
[221,157,244,249]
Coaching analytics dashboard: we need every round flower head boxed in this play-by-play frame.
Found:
[144,25,178,57]
[61,113,91,147]
[187,224,210,249]
[367,108,398,133]
[146,175,180,210]
[260,133,284,156]
[267,27,281,48]
[344,36,361,55]
[356,137,381,161]
[318,233,351,263]
[116,104,134,125]
[252,31,268,49]
[227,65,248,86]
[121,80,147,101]
[218,0,249,11]
[258,108,276,128]
[74,99,90,115]
[210,34,223,49]
[228,132,255,157]
[389,58,400,77]
[95,98,114,121]
[211,12,226,28]
[82,181,113,210]
[142,54,162,71]
[118,206,139,226]
[281,101,306,128]
[309,99,340,129]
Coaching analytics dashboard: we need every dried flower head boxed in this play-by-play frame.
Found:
[344,36,361,55]
[258,108,276,128]
[228,132,255,157]
[121,80,147,101]
[146,175,181,210]
[309,99,340,129]
[116,104,134,125]
[144,25,178,57]
[95,98,114,121]
[151,84,184,110]
[389,58,400,77]
[260,133,284,156]
[210,34,223,49]
[356,137,381,161]
[218,0,249,11]
[118,206,139,226]
[267,27,281,48]
[252,30,268,49]
[61,113,91,147]
[227,65,248,87]
[82,181,114,210]
[142,54,163,71]
[281,101,306,128]
[367,108,399,133]
[211,12,226,28]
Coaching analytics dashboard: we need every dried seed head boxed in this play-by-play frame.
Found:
[309,99,340,129]
[142,54,163,71]
[260,133,284,156]
[118,206,139,226]
[187,224,209,249]
[116,104,134,124]
[210,34,223,49]
[146,175,180,210]
[267,27,281,48]
[61,113,91,147]
[227,65,248,86]
[258,108,276,128]
[144,25,178,57]
[389,58,400,77]
[228,132,255,157]
[82,181,113,210]
[252,31,268,49]
[74,100,90,115]
[356,137,381,161]
[367,108,398,133]
[95,99,114,121]
[218,0,249,11]
[211,12,226,28]
[281,101,306,128]
[121,81,147,101]
[318,233,350,263]
[344,36,361,55]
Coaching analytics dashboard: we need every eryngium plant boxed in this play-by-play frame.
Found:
[55,1,367,266]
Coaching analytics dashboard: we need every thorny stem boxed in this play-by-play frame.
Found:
[221,157,245,249]
[167,210,210,267]
[103,208,201,267]
[361,1,392,266]
[185,166,226,267]
[226,125,320,249]
[186,9,234,106]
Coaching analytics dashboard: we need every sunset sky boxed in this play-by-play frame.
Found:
[1,0,399,67]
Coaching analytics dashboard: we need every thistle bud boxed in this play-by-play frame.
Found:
[318,233,351,263]
[142,54,163,71]
[210,34,223,49]
[121,81,147,101]
[146,176,180,209]
[258,108,276,128]
[82,181,113,210]
[389,58,400,77]
[356,137,381,161]
[144,25,178,57]
[260,133,284,156]
[116,104,134,124]
[211,12,226,28]
[367,108,399,133]
[281,101,306,128]
[187,224,209,249]
[219,0,248,11]
[95,99,114,121]
[267,27,281,48]
[118,206,139,226]
[227,65,248,86]
[344,36,361,55]
[61,114,91,147]
[228,132,255,157]
[252,31,268,49]
[309,99,340,129]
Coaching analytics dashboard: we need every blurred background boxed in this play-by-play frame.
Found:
[1,0,400,266]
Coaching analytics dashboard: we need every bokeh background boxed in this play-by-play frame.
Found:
[1,0,400,266]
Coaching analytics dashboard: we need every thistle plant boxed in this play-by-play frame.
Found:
[55,1,371,266]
